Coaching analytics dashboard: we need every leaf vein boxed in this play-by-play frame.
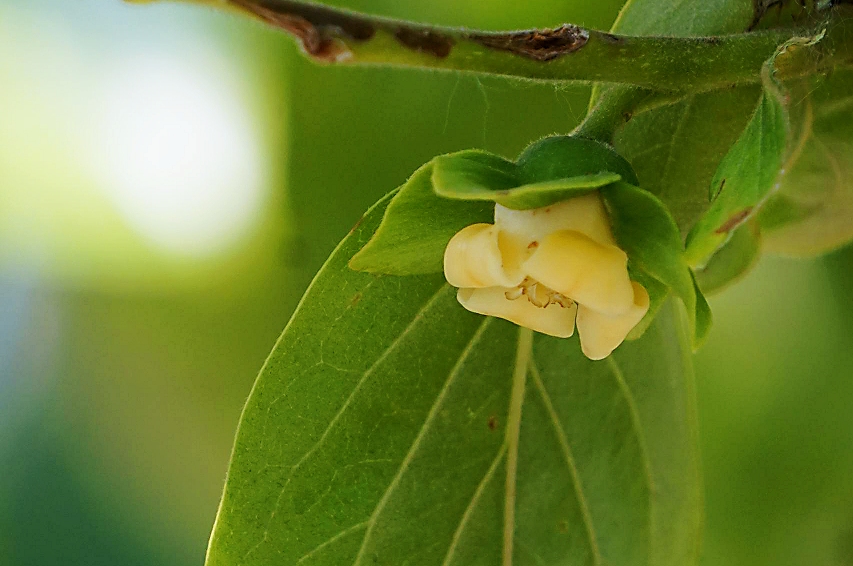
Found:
[295,521,369,565]
[242,283,452,564]
[606,356,656,565]
[529,360,602,565]
[351,317,493,565]
[440,443,508,566]
[502,327,533,566]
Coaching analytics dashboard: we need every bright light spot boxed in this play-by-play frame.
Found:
[88,53,267,257]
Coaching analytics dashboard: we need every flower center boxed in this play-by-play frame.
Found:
[504,277,575,309]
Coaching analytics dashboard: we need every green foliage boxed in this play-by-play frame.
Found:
[685,90,788,264]
[206,195,702,566]
[172,1,853,564]
[760,69,853,256]
[604,0,767,234]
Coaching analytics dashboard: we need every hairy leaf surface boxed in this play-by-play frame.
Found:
[206,194,702,566]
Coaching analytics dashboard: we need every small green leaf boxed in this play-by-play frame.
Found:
[694,221,761,293]
[349,163,492,275]
[601,182,706,347]
[205,192,702,566]
[684,88,788,264]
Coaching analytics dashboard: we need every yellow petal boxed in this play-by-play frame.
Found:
[523,230,634,316]
[576,282,650,360]
[457,287,577,338]
[444,224,524,288]
[494,192,617,249]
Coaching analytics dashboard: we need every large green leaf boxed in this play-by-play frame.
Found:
[760,69,853,256]
[206,194,702,566]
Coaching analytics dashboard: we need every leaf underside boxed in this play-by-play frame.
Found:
[206,194,702,566]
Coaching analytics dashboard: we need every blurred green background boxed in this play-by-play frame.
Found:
[1,1,851,564]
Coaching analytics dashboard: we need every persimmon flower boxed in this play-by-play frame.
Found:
[443,193,649,360]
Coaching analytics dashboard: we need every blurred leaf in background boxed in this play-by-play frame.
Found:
[1,0,852,565]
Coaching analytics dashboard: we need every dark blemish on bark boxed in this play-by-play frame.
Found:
[600,32,625,46]
[470,24,590,62]
[700,36,722,45]
[229,0,375,62]
[622,111,633,123]
[716,207,753,233]
[394,27,454,58]
[488,416,498,430]
[350,292,362,306]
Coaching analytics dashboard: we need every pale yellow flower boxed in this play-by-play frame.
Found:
[443,193,649,360]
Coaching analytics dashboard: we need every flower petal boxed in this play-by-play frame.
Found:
[524,229,634,316]
[576,282,650,360]
[457,287,577,338]
[494,192,617,248]
[444,224,524,288]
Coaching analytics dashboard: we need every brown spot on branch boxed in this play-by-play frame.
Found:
[228,0,375,62]
[469,24,589,61]
[394,27,454,58]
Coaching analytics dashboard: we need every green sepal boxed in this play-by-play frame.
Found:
[432,137,633,210]
[432,150,620,210]
[624,269,670,342]
[602,182,709,348]
[348,163,492,275]
[517,135,639,186]
[691,270,713,349]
